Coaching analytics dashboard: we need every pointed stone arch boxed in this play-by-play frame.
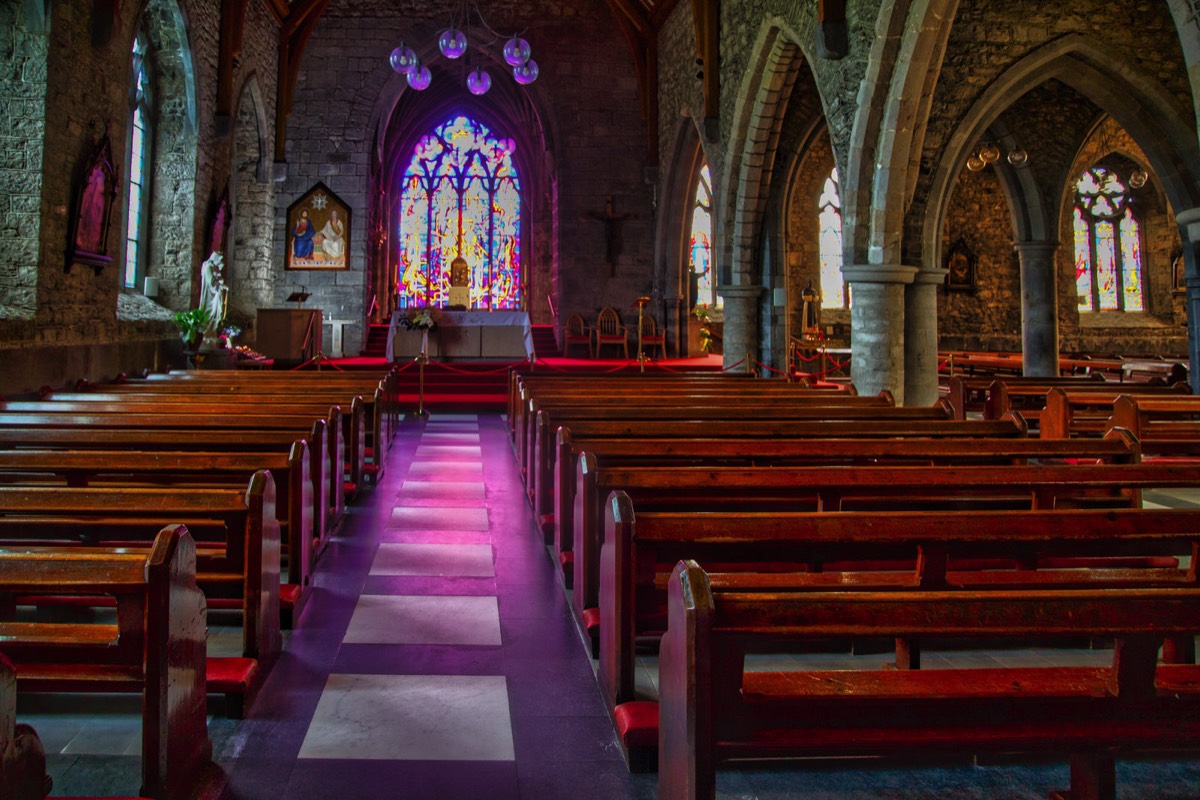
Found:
[230,73,274,333]
[654,116,706,356]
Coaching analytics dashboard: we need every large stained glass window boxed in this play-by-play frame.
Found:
[818,166,846,308]
[690,164,721,308]
[1073,166,1144,312]
[398,115,522,309]
[124,35,150,290]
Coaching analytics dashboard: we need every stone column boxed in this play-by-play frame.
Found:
[1013,241,1060,377]
[842,265,917,403]
[717,285,765,373]
[1175,208,1200,393]
[904,269,947,407]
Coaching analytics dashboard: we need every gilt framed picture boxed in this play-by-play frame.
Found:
[66,132,119,274]
[286,182,350,271]
[945,237,976,293]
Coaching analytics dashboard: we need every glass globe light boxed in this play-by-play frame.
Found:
[503,37,531,67]
[965,154,985,172]
[1129,168,1149,189]
[1006,148,1029,167]
[466,66,492,96]
[389,44,418,75]
[979,143,1001,163]
[438,28,467,59]
[513,58,539,85]
[406,64,432,91]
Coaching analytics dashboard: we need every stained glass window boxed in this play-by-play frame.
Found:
[398,115,522,309]
[1073,165,1144,312]
[690,164,720,308]
[124,36,150,290]
[818,167,846,308]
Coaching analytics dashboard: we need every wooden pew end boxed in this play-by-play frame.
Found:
[559,550,574,589]
[582,607,600,658]
[206,657,262,720]
[539,513,555,545]
[612,701,658,773]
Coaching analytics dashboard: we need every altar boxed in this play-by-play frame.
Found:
[387,310,533,361]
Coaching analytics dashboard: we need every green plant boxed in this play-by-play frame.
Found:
[173,308,212,348]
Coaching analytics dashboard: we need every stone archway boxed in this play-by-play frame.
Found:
[230,74,274,338]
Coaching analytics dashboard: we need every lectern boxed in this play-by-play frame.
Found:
[257,308,322,360]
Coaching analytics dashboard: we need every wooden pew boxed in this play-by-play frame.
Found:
[0,425,329,570]
[552,426,1138,590]
[1107,395,1200,457]
[658,561,1200,800]
[944,374,1104,420]
[1040,385,1192,439]
[0,445,314,627]
[0,409,345,544]
[0,473,282,717]
[985,381,1189,430]
[0,526,210,800]
[0,652,51,800]
[596,464,1200,712]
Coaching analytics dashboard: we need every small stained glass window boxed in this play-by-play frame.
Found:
[124,36,150,290]
[818,167,846,309]
[690,164,720,308]
[397,115,522,309]
[1073,165,1144,313]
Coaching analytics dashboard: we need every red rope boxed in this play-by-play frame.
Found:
[435,361,527,375]
[755,360,790,377]
[721,358,747,372]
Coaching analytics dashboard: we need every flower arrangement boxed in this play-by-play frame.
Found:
[217,323,242,349]
[400,308,438,331]
[173,308,212,349]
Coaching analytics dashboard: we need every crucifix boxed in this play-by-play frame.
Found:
[582,195,637,277]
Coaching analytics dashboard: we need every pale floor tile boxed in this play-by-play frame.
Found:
[421,432,482,443]
[390,506,490,531]
[370,542,495,577]
[298,674,514,761]
[399,480,486,499]
[425,421,480,432]
[1142,499,1172,509]
[344,594,502,645]
[407,460,484,479]
[428,414,479,422]
[60,716,142,756]
[416,444,483,459]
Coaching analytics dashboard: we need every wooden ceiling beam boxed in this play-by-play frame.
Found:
[603,0,660,168]
[690,0,718,137]
[274,0,334,163]
[215,0,251,137]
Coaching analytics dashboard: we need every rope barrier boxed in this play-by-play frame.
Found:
[721,358,746,373]
[754,360,790,377]
[434,361,524,376]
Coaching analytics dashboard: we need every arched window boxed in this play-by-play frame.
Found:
[1073,165,1144,312]
[123,34,151,290]
[818,166,846,309]
[690,163,720,308]
[397,115,521,309]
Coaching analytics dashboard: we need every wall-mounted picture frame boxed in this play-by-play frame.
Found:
[65,132,119,274]
[286,182,350,271]
[945,236,976,292]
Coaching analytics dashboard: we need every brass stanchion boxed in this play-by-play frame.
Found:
[746,351,754,376]
[416,351,429,416]
[634,296,650,373]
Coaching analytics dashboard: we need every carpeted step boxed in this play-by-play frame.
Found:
[530,324,561,358]
[360,323,390,357]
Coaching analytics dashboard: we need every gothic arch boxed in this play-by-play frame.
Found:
[921,34,1200,274]
[655,116,706,355]
[1165,0,1200,135]
[230,73,274,332]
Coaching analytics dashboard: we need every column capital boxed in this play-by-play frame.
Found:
[841,264,918,284]
[1176,207,1200,232]
[912,268,949,286]
[716,284,766,301]
[1012,240,1061,256]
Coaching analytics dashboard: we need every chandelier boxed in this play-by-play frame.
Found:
[388,2,539,95]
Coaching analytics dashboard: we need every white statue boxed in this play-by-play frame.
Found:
[197,251,228,337]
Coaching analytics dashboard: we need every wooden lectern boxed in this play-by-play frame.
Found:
[257,308,322,360]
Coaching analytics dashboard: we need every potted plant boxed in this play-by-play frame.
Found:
[173,308,212,351]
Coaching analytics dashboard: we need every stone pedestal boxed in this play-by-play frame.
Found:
[843,265,917,403]
[716,285,765,372]
[1014,241,1060,377]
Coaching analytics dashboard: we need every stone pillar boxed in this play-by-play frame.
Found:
[842,265,917,403]
[904,269,947,407]
[1174,208,1200,394]
[1013,241,1061,377]
[717,285,765,373]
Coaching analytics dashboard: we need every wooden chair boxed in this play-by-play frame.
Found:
[563,314,593,358]
[594,307,628,358]
[638,314,666,360]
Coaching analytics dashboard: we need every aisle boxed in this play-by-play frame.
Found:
[216,412,653,799]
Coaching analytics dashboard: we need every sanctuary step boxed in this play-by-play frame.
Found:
[360,323,390,357]
[530,324,561,358]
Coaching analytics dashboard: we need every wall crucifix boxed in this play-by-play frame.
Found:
[582,195,637,276]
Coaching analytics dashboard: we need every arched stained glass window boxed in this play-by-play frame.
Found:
[124,35,151,290]
[1073,165,1144,312]
[398,115,522,309]
[818,167,846,309]
[690,164,721,308]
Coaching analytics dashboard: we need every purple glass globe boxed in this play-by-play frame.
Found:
[406,64,432,91]
[503,37,531,67]
[466,67,492,96]
[389,44,418,75]
[513,59,539,86]
[438,28,467,59]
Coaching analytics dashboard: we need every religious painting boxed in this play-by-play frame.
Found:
[945,237,976,292]
[287,182,350,271]
[66,132,119,274]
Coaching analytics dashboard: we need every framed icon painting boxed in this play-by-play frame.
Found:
[286,182,350,271]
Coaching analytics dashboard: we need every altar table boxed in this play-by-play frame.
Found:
[387,310,532,361]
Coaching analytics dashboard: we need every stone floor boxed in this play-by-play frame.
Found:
[18,412,1200,798]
